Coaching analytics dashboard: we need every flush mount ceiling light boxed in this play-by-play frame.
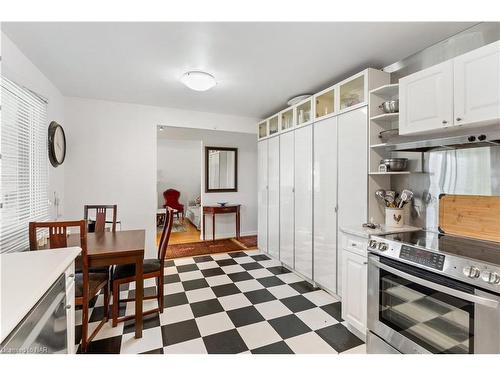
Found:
[180,71,216,91]
[287,94,312,107]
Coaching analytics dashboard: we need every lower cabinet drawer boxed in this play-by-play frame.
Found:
[341,233,368,257]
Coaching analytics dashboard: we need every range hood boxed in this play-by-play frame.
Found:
[385,130,500,152]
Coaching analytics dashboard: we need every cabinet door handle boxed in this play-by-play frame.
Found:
[442,120,448,124]
[68,273,74,278]
[456,117,462,122]
[65,304,72,310]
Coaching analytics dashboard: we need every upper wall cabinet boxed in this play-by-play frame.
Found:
[280,107,294,132]
[454,40,500,127]
[314,86,336,120]
[399,60,453,135]
[339,72,366,112]
[295,97,313,127]
[258,120,268,139]
[269,115,279,136]
[399,41,500,136]
[256,68,388,133]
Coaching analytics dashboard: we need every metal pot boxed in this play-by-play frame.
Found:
[380,158,408,171]
[378,128,399,141]
[379,100,399,113]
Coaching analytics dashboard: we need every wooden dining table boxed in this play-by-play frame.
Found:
[68,229,145,339]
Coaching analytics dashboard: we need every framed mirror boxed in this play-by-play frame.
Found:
[205,146,238,192]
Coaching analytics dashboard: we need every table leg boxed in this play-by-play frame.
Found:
[236,208,240,239]
[135,256,143,339]
[212,213,216,241]
[203,214,206,241]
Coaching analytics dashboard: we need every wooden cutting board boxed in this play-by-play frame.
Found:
[439,194,500,242]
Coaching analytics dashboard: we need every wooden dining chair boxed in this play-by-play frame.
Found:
[29,220,110,353]
[84,204,117,233]
[111,208,174,326]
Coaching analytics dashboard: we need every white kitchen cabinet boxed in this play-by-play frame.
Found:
[257,140,268,253]
[338,107,368,228]
[268,136,280,259]
[279,131,295,268]
[341,247,367,337]
[313,116,338,293]
[399,60,453,135]
[258,120,268,139]
[294,125,313,279]
[454,40,500,127]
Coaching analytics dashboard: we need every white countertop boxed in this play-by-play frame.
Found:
[339,224,421,239]
[0,247,81,342]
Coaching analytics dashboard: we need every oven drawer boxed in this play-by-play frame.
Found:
[367,331,400,354]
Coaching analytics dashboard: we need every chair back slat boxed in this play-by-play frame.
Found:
[158,208,174,262]
[84,204,117,233]
[29,220,87,253]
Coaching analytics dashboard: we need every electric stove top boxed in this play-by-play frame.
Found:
[368,230,500,293]
[380,230,500,266]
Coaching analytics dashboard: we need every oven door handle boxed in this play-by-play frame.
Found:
[369,256,499,309]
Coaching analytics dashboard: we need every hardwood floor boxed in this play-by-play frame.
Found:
[157,219,201,245]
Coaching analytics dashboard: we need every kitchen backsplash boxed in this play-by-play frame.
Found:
[393,146,500,231]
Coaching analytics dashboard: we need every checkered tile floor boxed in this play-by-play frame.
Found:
[76,250,366,354]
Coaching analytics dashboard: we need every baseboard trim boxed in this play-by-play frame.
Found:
[200,231,257,241]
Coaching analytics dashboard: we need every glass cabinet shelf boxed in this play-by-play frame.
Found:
[340,75,365,111]
[258,121,268,139]
[296,99,312,126]
[280,108,294,131]
[269,115,279,135]
[315,88,336,119]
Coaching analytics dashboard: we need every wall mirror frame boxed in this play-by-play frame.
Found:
[205,146,238,193]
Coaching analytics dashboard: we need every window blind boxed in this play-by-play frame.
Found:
[1,77,48,253]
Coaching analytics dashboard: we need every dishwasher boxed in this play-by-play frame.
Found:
[0,274,69,354]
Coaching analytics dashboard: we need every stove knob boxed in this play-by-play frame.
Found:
[378,242,388,251]
[463,266,480,279]
[481,271,500,285]
[368,240,378,249]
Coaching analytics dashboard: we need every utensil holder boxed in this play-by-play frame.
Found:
[385,208,404,228]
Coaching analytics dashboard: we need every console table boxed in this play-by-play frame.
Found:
[203,204,241,241]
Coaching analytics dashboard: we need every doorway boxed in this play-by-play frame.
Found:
[157,126,202,245]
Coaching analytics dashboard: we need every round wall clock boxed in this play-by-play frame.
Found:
[48,121,66,167]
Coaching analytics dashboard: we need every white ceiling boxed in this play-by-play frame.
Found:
[2,22,475,118]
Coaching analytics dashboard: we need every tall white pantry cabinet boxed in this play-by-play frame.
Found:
[256,68,389,295]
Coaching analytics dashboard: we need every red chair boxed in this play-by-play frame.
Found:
[163,189,184,221]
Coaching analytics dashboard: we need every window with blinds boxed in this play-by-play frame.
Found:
[1,77,49,253]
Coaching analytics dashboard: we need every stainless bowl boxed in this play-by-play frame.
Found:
[379,100,399,113]
[380,158,408,171]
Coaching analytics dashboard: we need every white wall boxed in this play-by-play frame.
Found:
[1,32,65,220]
[158,127,258,240]
[64,98,258,256]
[157,139,201,209]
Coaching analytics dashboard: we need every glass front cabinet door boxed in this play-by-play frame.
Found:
[295,98,312,126]
[258,120,268,139]
[280,108,294,131]
[269,115,279,136]
[339,73,366,111]
[315,86,336,120]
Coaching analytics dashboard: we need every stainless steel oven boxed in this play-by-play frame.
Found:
[368,253,500,354]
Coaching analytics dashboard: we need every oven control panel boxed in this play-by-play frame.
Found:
[399,245,445,271]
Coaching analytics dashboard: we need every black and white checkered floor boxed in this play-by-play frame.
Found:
[76,250,366,354]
